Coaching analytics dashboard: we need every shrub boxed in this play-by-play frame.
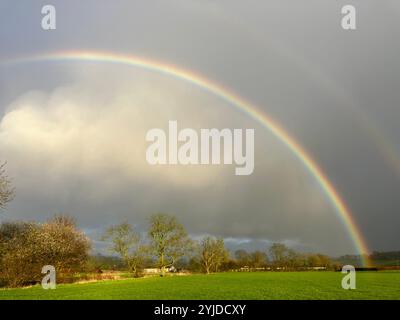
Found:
[0,216,91,287]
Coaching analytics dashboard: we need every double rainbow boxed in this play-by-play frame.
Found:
[3,50,371,266]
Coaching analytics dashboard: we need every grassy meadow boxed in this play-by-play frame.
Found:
[0,271,399,300]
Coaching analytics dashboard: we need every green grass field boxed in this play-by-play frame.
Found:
[0,272,399,300]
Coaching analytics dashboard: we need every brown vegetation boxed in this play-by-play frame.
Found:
[0,216,91,287]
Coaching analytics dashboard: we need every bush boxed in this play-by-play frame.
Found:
[0,216,91,287]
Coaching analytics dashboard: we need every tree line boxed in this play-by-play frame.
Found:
[0,212,337,287]
[101,215,337,277]
[0,162,336,288]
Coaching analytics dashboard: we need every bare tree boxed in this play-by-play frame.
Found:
[40,215,91,274]
[0,162,15,210]
[235,249,251,267]
[269,242,290,267]
[148,214,191,275]
[0,215,91,287]
[250,250,269,268]
[200,236,229,274]
[102,222,146,277]
[269,243,302,269]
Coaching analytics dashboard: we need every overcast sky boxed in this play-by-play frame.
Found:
[0,1,399,256]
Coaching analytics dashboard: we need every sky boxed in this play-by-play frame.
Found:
[0,0,399,257]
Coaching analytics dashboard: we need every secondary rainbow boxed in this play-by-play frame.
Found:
[4,50,371,266]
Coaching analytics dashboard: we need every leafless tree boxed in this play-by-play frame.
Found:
[0,215,91,287]
[148,213,192,275]
[102,222,147,277]
[200,236,229,274]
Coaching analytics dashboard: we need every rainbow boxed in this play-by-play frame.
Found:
[3,50,371,266]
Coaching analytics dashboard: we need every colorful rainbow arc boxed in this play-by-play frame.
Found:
[4,50,371,266]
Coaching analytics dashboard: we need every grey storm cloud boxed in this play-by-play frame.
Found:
[0,0,399,256]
